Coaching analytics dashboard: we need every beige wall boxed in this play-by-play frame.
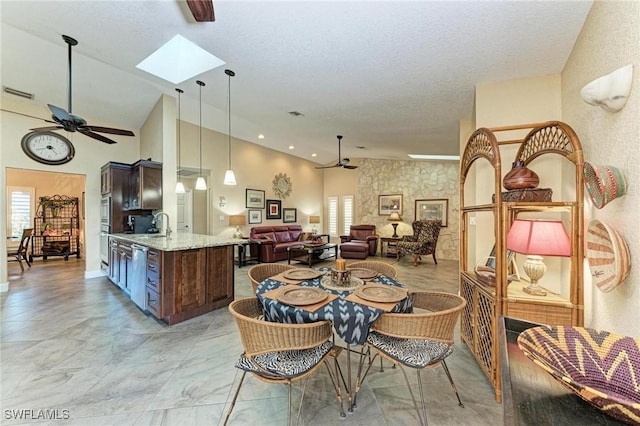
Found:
[561,0,640,335]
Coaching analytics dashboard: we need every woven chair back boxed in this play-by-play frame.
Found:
[229,297,333,357]
[372,291,466,343]
[247,263,297,293]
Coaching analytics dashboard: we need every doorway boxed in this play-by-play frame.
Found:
[5,168,86,275]
[177,189,193,233]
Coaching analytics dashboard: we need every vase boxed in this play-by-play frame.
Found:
[503,161,539,190]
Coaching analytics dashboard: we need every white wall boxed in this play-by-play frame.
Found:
[561,0,640,336]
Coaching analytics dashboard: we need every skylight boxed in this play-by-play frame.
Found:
[136,35,225,84]
[408,154,460,161]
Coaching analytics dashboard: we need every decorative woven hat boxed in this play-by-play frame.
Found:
[586,219,631,292]
[584,161,627,209]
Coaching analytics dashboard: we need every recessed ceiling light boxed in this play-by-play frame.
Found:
[408,154,460,161]
[312,153,317,157]
[258,134,265,139]
[136,34,225,84]
[288,145,294,150]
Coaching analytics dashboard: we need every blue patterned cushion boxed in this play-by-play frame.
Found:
[235,340,333,379]
[367,331,452,368]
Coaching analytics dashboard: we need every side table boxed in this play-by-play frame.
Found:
[235,239,260,268]
[380,237,401,258]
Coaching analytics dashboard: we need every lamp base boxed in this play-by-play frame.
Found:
[391,223,399,238]
[233,226,243,239]
[522,255,547,296]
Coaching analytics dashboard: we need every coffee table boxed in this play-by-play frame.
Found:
[287,243,337,267]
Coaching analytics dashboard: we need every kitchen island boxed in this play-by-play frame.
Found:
[108,233,236,325]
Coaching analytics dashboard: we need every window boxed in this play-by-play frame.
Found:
[343,195,353,235]
[328,196,338,237]
[7,186,35,237]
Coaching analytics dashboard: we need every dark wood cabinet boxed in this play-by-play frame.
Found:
[127,160,162,210]
[142,244,234,325]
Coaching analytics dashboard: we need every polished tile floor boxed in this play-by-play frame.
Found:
[2,256,503,425]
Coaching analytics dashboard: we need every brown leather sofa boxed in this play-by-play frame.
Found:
[249,225,318,263]
[339,225,378,256]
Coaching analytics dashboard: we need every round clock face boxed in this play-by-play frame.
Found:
[21,131,75,165]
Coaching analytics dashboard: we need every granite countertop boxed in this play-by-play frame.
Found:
[109,233,238,251]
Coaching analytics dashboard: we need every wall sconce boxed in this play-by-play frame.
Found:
[219,196,226,208]
[581,64,633,113]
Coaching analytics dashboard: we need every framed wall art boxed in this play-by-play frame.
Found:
[245,189,265,209]
[283,208,297,223]
[378,194,403,215]
[266,199,282,220]
[415,198,448,226]
[248,210,262,224]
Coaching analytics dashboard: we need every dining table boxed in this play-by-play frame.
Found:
[256,266,412,412]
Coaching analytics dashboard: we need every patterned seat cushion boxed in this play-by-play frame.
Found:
[236,340,333,379]
[367,331,452,368]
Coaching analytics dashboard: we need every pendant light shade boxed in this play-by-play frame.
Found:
[195,80,207,190]
[175,88,186,194]
[223,69,236,186]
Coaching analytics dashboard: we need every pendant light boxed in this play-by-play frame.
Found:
[195,80,207,191]
[223,69,237,185]
[175,88,186,194]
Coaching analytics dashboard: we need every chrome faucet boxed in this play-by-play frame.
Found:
[152,212,172,239]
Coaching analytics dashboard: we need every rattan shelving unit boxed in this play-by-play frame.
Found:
[459,121,584,403]
[30,195,80,261]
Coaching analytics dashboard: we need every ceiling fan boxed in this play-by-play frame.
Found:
[30,35,135,145]
[187,0,215,22]
[315,135,358,170]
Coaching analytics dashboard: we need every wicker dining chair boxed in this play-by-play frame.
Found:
[354,291,467,425]
[224,297,347,425]
[347,260,398,279]
[247,263,297,293]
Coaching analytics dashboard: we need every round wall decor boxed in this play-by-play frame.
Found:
[272,172,292,199]
[21,131,75,165]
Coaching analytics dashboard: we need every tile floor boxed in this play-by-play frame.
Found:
[2,256,503,425]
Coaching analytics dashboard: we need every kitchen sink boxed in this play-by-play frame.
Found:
[137,234,166,239]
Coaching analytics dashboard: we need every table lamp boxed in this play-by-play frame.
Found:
[229,215,246,239]
[388,212,403,238]
[506,219,571,296]
[309,216,320,234]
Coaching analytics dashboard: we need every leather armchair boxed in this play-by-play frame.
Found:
[340,224,378,256]
[397,220,441,266]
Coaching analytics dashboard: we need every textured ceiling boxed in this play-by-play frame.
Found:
[0,1,593,164]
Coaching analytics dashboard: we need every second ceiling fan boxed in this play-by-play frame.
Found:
[315,135,358,170]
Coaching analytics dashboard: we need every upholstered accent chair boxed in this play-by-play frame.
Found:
[396,220,441,266]
[224,298,347,425]
[354,291,467,425]
[340,225,379,256]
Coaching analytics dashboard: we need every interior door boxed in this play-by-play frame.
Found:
[177,190,193,233]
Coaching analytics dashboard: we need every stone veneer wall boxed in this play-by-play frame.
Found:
[356,158,459,260]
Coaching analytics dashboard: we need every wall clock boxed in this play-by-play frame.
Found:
[272,172,292,199]
[21,131,75,165]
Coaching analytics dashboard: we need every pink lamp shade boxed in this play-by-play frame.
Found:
[506,219,571,257]
[506,219,571,296]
